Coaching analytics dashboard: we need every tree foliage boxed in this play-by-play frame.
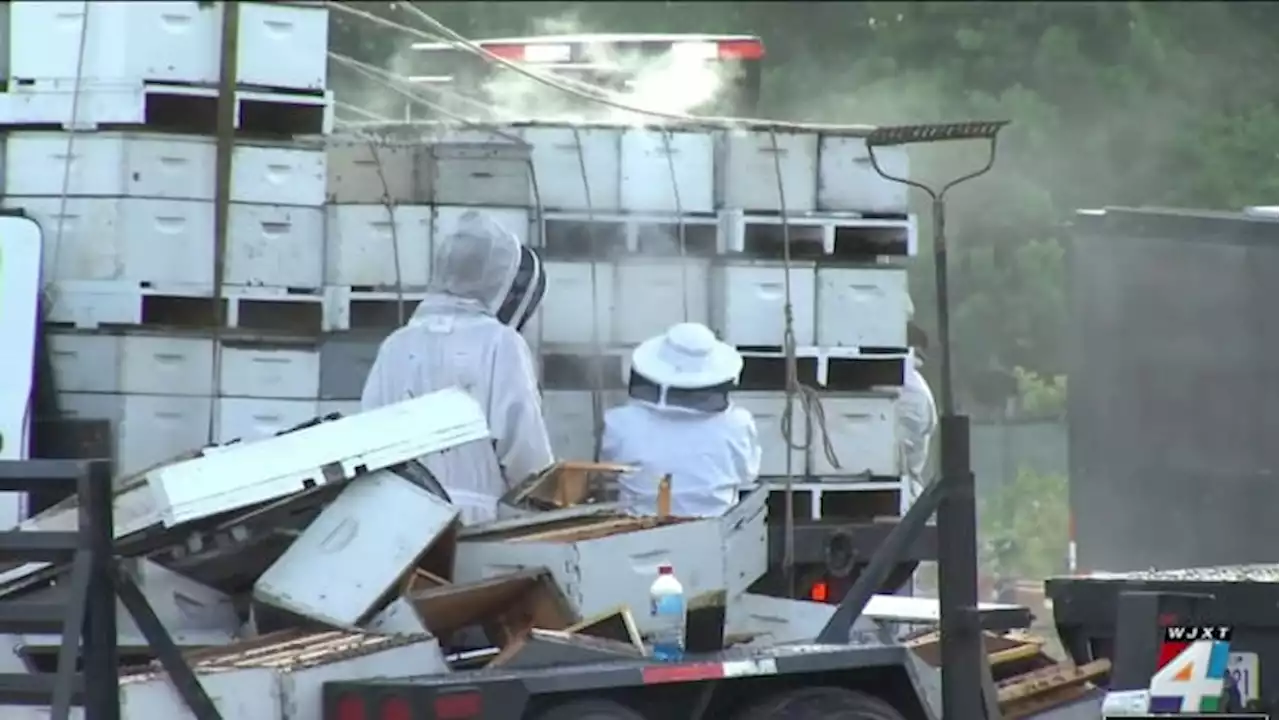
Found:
[332,2,1278,409]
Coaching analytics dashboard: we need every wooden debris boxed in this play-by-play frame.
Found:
[565,605,644,652]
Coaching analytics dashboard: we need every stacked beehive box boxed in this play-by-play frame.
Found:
[323,121,920,508]
[1,1,334,475]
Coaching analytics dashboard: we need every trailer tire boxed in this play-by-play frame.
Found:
[534,697,647,720]
[735,686,907,720]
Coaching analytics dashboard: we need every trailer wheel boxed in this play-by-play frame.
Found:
[735,686,907,720]
[534,697,647,720]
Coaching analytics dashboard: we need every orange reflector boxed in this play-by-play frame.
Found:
[809,580,829,603]
[483,44,525,61]
[717,39,765,60]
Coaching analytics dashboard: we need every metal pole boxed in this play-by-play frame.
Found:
[863,121,1010,720]
[82,461,119,720]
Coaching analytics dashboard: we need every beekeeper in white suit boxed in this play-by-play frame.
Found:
[601,322,762,517]
[899,319,939,503]
[360,211,554,525]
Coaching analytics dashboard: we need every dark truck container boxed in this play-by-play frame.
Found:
[1066,206,1278,573]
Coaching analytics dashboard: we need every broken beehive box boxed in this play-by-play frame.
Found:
[121,630,447,720]
[454,488,768,636]
[498,461,631,517]
[254,469,459,628]
[407,568,577,650]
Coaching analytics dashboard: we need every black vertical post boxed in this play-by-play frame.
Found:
[937,414,987,718]
[81,461,119,720]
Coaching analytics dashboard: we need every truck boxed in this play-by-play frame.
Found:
[1045,205,1280,716]
[0,3,1272,720]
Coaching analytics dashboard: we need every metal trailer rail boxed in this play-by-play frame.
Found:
[0,459,222,720]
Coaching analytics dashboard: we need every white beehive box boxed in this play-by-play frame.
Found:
[219,344,320,399]
[522,125,622,212]
[120,632,446,720]
[57,392,212,477]
[710,262,817,347]
[8,197,324,287]
[717,129,819,212]
[146,387,489,528]
[620,128,715,214]
[324,204,434,288]
[254,470,459,627]
[808,393,900,478]
[215,398,320,444]
[427,135,532,207]
[453,488,768,635]
[734,392,808,477]
[816,136,910,215]
[815,266,911,349]
[539,261,615,346]
[9,1,329,92]
[611,258,712,345]
[2,132,326,207]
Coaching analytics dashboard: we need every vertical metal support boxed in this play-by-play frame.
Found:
[936,415,987,718]
[931,196,955,415]
[81,462,119,720]
[207,0,240,443]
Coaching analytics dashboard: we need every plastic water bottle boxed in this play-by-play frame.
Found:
[649,563,686,662]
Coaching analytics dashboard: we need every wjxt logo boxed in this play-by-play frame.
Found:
[1163,625,1233,641]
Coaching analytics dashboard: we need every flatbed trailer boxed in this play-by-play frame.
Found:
[324,643,931,720]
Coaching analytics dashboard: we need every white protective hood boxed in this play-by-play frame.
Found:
[631,323,744,391]
[360,211,554,525]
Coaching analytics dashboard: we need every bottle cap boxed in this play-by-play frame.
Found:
[658,563,673,575]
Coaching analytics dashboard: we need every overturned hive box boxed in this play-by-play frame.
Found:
[0,631,448,720]
[455,488,768,636]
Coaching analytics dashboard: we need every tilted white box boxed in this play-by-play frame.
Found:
[453,488,768,635]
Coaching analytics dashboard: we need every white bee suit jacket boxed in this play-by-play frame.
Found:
[359,212,553,525]
[602,402,762,518]
[898,354,938,503]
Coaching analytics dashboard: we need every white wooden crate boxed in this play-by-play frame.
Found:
[710,262,817,347]
[10,1,329,92]
[324,204,434,288]
[522,125,622,212]
[620,128,715,214]
[219,344,320,399]
[816,266,910,349]
[717,129,818,212]
[215,397,320,444]
[43,282,324,332]
[808,393,900,478]
[2,132,326,206]
[0,82,334,135]
[119,632,444,720]
[57,392,212,477]
[428,134,533,207]
[255,470,458,627]
[734,391,807,477]
[9,197,324,287]
[539,261,615,345]
[48,333,212,396]
[146,387,488,528]
[612,258,712,345]
[454,489,768,635]
[816,135,910,215]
